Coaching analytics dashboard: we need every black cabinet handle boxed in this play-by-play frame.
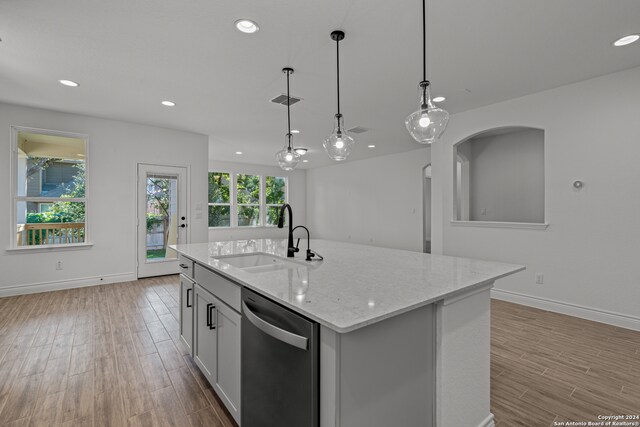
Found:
[186,288,192,308]
[180,224,187,228]
[208,304,216,330]
[179,263,189,269]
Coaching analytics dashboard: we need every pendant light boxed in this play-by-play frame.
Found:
[405,0,449,144]
[323,30,355,161]
[276,67,301,171]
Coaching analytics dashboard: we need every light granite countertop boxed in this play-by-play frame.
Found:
[171,239,524,333]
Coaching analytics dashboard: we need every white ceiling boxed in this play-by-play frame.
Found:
[1,0,639,169]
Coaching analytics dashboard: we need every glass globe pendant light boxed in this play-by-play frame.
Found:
[405,0,449,144]
[276,67,301,171]
[323,30,355,161]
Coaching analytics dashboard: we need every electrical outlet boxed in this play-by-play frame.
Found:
[56,261,63,270]
[535,273,544,284]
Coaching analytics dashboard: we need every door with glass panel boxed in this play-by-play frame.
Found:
[137,164,188,278]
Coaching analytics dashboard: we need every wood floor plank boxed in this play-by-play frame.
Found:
[0,374,42,424]
[168,367,209,414]
[156,340,184,372]
[38,356,70,397]
[29,390,65,426]
[139,353,171,392]
[187,407,225,427]
[150,386,191,427]
[60,370,94,424]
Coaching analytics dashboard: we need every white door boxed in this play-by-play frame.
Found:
[137,164,188,278]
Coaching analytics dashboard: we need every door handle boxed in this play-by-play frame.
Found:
[206,303,216,330]
[186,288,192,308]
[242,301,308,350]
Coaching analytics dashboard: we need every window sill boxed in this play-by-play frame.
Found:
[6,242,94,253]
[450,221,549,230]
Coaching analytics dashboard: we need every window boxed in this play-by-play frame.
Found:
[208,172,231,227]
[12,128,88,248]
[207,172,288,228]
[236,174,260,227]
[265,176,286,226]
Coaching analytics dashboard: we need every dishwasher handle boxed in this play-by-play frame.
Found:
[242,301,308,350]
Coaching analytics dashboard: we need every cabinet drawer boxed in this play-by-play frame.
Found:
[178,255,194,278]
[194,264,241,312]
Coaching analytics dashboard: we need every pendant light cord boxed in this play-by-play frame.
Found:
[286,69,292,150]
[336,37,341,117]
[422,0,426,82]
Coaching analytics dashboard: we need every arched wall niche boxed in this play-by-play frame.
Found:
[452,126,545,225]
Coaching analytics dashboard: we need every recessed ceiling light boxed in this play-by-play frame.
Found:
[302,160,309,163]
[291,130,300,134]
[613,34,639,47]
[367,145,376,148]
[235,19,259,34]
[294,148,308,155]
[58,79,79,87]
[161,100,176,107]
[235,151,243,155]
[432,96,446,102]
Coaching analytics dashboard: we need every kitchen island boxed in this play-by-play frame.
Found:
[171,239,523,427]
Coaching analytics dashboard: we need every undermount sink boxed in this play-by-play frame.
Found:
[215,253,307,274]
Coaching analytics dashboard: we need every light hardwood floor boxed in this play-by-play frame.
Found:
[491,299,640,426]
[0,275,237,427]
[0,276,638,426]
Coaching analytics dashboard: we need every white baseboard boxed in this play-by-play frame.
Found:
[478,413,495,427]
[0,272,136,297]
[492,289,640,331]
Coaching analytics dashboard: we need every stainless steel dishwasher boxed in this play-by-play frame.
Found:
[241,287,319,427]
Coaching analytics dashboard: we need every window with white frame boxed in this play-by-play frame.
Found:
[265,176,287,226]
[208,172,231,227]
[12,127,88,248]
[208,172,288,228]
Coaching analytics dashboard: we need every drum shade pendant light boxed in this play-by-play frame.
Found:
[323,30,355,161]
[276,67,301,171]
[405,0,449,144]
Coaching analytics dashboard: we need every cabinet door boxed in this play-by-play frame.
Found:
[213,302,241,423]
[179,275,194,354]
[193,285,217,385]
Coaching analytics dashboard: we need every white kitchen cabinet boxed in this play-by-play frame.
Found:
[212,297,241,422]
[193,284,218,383]
[179,275,194,353]
[192,282,241,424]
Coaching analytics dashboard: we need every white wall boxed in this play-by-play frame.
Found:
[432,66,640,328]
[462,128,545,223]
[207,159,307,241]
[0,102,209,294]
[307,148,430,252]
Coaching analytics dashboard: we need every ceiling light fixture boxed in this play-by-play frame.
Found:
[235,151,243,155]
[613,34,639,47]
[235,19,259,34]
[302,159,309,163]
[58,79,79,87]
[294,148,308,155]
[291,130,300,134]
[367,145,376,148]
[276,68,301,171]
[432,96,446,102]
[323,30,355,161]
[161,100,176,107]
[405,0,449,144]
